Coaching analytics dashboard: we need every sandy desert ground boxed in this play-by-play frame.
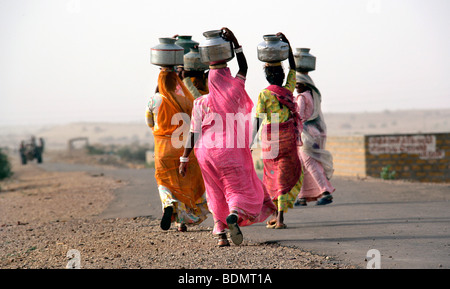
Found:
[1,109,448,269]
[0,155,356,269]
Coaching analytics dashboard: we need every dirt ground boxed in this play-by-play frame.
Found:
[0,154,357,269]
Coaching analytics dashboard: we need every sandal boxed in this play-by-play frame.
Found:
[316,194,333,206]
[217,239,230,247]
[217,233,230,247]
[226,214,243,245]
[177,223,187,232]
[266,218,277,228]
[274,223,287,229]
[295,198,307,206]
[160,206,173,231]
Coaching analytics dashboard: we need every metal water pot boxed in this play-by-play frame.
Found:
[257,35,289,63]
[150,38,184,67]
[294,48,316,72]
[175,35,199,55]
[198,30,234,64]
[184,47,209,71]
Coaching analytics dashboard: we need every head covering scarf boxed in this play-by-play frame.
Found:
[152,69,195,137]
[157,69,194,116]
[200,67,254,149]
[296,73,321,122]
[207,67,253,115]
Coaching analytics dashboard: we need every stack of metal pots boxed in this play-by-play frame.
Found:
[294,48,316,72]
[184,47,209,71]
[257,34,289,63]
[198,30,234,64]
[150,38,184,67]
[175,35,199,55]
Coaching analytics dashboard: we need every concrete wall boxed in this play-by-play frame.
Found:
[327,133,450,183]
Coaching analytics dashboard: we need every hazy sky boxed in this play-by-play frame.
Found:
[1,0,449,126]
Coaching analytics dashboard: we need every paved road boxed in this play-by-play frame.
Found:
[40,162,450,269]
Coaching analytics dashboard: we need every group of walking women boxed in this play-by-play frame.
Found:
[145,28,335,247]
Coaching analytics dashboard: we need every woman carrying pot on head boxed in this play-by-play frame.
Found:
[294,73,335,206]
[180,68,209,98]
[145,66,209,232]
[179,27,276,247]
[177,46,209,99]
[252,32,303,229]
[172,35,209,99]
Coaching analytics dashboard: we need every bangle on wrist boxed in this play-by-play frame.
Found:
[180,156,189,163]
[234,46,243,54]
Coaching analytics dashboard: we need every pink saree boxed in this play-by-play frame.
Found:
[191,67,276,234]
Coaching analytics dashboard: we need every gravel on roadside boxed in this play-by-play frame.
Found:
[0,158,356,269]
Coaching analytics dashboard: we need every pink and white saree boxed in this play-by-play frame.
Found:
[296,75,335,201]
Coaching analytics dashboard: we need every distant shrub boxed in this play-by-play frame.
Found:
[380,165,396,180]
[117,145,148,162]
[86,145,106,155]
[86,143,152,164]
[255,159,263,171]
[0,148,13,181]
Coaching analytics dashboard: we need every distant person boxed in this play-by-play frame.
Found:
[145,67,209,232]
[178,64,209,98]
[171,34,209,99]
[252,33,303,229]
[179,27,276,247]
[294,72,335,206]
